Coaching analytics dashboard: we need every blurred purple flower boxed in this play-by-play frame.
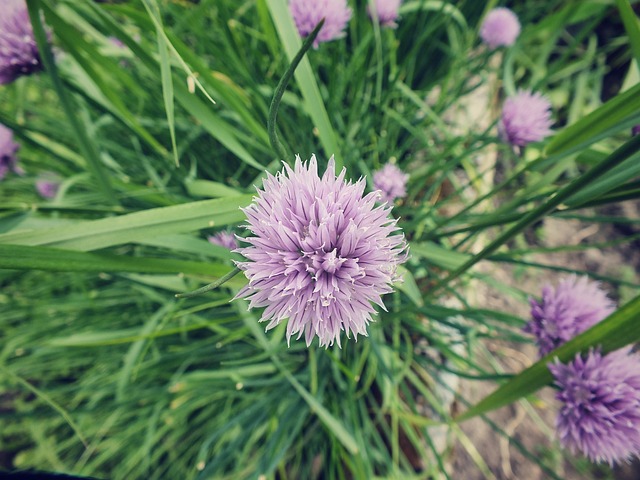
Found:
[550,348,640,465]
[109,36,125,49]
[479,7,520,48]
[36,176,60,199]
[373,162,408,203]
[0,0,45,85]
[289,0,352,48]
[525,275,615,357]
[235,155,408,347]
[368,0,402,28]
[0,123,21,180]
[632,125,640,136]
[208,231,237,250]
[500,90,553,146]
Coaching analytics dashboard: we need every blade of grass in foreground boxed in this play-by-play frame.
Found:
[0,244,244,287]
[0,195,253,251]
[546,82,640,156]
[265,0,341,166]
[615,0,640,73]
[434,134,640,292]
[28,0,117,204]
[455,293,640,422]
[237,307,360,455]
[141,0,179,166]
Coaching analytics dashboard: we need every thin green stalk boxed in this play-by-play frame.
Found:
[175,267,242,298]
[268,19,324,161]
[27,0,117,205]
[1,364,88,448]
[432,134,640,294]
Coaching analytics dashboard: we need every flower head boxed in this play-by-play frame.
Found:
[479,7,520,48]
[550,349,640,464]
[368,0,402,28]
[109,36,125,49]
[500,90,553,146]
[0,0,45,85]
[0,123,21,180]
[36,176,60,199]
[373,162,409,204]
[235,155,408,347]
[208,231,237,250]
[525,276,615,357]
[633,125,640,136]
[289,0,352,48]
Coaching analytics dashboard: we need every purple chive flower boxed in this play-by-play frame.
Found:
[235,155,408,347]
[373,162,409,204]
[500,90,553,147]
[108,36,125,49]
[550,348,640,465]
[368,0,402,28]
[289,0,352,48]
[208,231,237,250]
[479,7,521,48]
[35,175,60,199]
[525,275,615,357]
[0,0,45,85]
[0,123,21,180]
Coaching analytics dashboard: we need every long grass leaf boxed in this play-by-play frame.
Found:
[0,195,252,251]
[456,293,640,422]
[265,0,341,166]
[28,0,117,204]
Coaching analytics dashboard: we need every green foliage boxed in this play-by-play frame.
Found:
[1,0,639,479]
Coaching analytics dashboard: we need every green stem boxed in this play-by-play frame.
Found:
[432,134,640,295]
[268,19,324,161]
[175,267,242,298]
[27,0,118,205]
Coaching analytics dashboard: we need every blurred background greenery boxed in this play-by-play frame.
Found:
[1,0,640,478]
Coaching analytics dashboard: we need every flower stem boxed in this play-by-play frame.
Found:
[268,19,325,161]
[175,267,242,299]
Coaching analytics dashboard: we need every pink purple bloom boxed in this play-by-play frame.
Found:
[500,90,553,146]
[109,36,125,49]
[0,0,44,85]
[632,125,640,136]
[289,0,352,48]
[479,7,521,48]
[235,155,408,347]
[525,276,615,357]
[0,124,21,180]
[550,348,640,464]
[368,0,402,28]
[35,176,60,199]
[373,162,409,204]
[208,231,237,250]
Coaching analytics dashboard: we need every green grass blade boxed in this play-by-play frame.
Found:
[455,293,640,422]
[546,82,640,156]
[0,244,244,284]
[565,148,640,207]
[0,365,89,448]
[265,0,341,166]
[615,0,640,72]
[0,195,253,251]
[40,3,167,157]
[283,371,359,455]
[436,134,640,292]
[28,0,117,204]
[185,180,244,198]
[141,0,179,166]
